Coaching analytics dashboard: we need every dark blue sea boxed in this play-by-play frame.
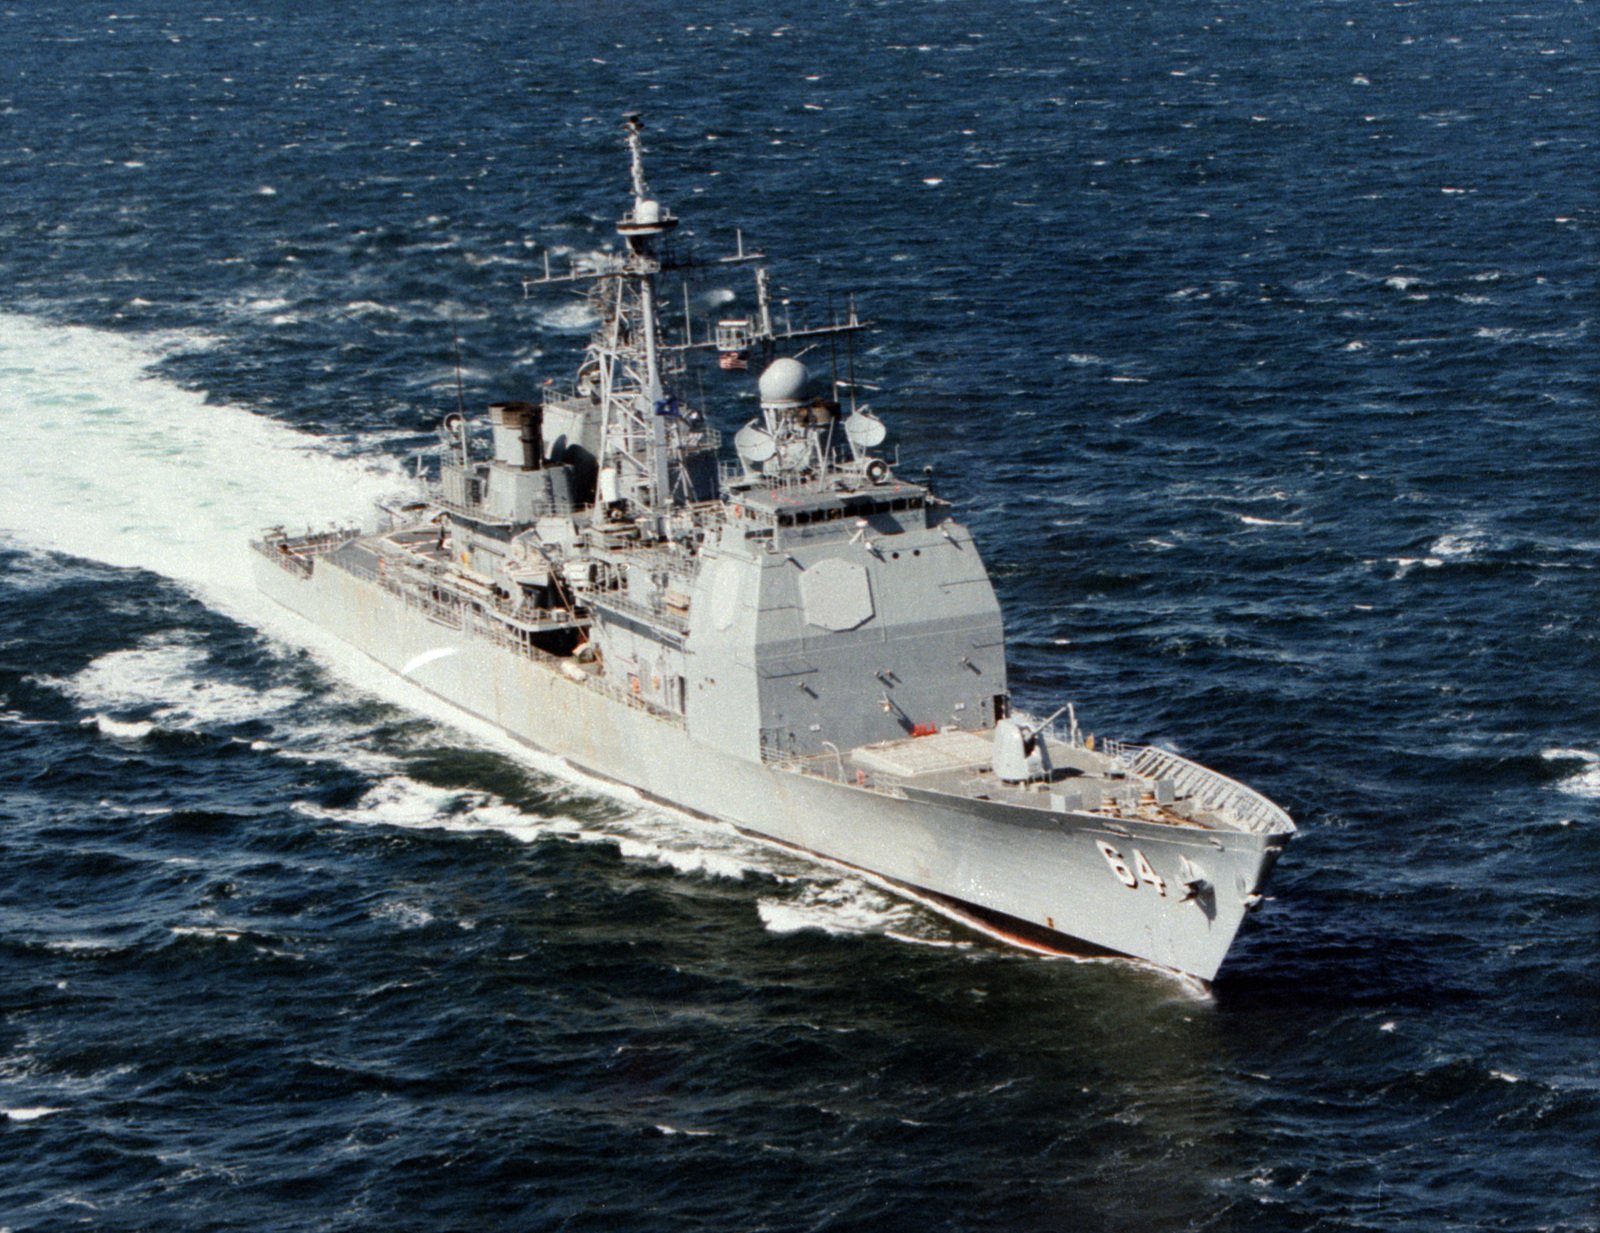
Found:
[2,2,1596,1229]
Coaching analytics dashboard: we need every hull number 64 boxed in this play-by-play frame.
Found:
[1095,840,1166,895]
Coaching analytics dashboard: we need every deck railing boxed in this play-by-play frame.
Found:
[251,528,360,578]
[763,746,906,799]
[1099,738,1293,835]
[329,554,687,730]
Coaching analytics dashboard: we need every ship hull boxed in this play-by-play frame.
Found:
[255,553,1282,982]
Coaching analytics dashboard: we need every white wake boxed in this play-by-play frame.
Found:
[0,311,399,603]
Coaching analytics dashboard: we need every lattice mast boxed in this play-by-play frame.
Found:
[580,112,681,536]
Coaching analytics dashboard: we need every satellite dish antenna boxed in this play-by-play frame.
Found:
[843,410,887,456]
[734,420,777,466]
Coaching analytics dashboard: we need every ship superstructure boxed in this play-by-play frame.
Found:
[254,115,1294,983]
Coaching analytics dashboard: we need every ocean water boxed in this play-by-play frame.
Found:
[2,2,1596,1230]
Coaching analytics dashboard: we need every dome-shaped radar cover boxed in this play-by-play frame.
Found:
[758,356,809,406]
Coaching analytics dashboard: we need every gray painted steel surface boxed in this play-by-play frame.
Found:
[252,116,1294,982]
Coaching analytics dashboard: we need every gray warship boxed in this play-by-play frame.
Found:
[254,115,1294,983]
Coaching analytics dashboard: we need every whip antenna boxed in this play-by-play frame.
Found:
[452,332,467,418]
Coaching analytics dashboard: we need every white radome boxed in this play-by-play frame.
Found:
[758,356,809,406]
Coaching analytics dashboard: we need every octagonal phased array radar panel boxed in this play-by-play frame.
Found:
[799,557,874,631]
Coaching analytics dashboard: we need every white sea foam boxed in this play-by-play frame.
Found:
[294,773,803,889]
[44,938,121,953]
[2,1106,66,1122]
[96,799,168,817]
[0,709,58,728]
[1541,748,1600,798]
[757,879,919,939]
[1235,514,1302,528]
[372,902,435,930]
[262,730,403,777]
[53,642,201,712]
[344,299,402,318]
[236,296,292,315]
[1389,556,1444,578]
[563,790,787,881]
[1430,531,1487,560]
[48,639,302,733]
[293,775,553,840]
[612,832,768,881]
[84,715,156,740]
[169,925,244,942]
[461,251,523,269]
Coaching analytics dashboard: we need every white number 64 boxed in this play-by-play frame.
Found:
[1096,841,1167,896]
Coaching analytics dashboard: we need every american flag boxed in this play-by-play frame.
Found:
[719,351,748,371]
